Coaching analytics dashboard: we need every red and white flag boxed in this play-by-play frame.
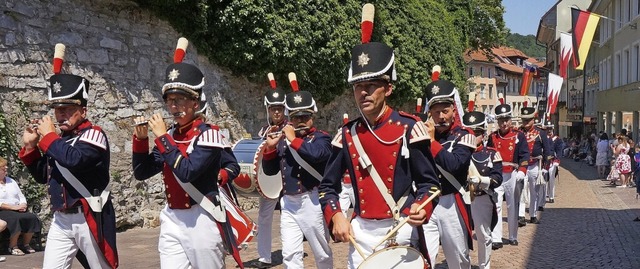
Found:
[546,73,563,114]
[559,32,573,78]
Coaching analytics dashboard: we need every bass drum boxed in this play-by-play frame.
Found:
[231,139,263,198]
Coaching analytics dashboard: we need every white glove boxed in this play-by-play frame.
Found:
[541,169,549,176]
[470,176,480,185]
[516,171,526,182]
[478,176,491,190]
[552,162,560,168]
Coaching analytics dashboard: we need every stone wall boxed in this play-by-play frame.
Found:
[0,0,364,230]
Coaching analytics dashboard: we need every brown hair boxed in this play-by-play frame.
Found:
[0,157,6,168]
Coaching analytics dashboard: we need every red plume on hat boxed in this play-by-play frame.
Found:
[174,37,188,63]
[268,72,277,89]
[431,65,441,81]
[361,3,375,44]
[343,113,349,124]
[467,92,476,112]
[498,92,504,105]
[416,98,422,113]
[53,43,65,74]
[288,72,299,92]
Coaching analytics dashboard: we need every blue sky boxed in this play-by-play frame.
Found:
[503,0,559,35]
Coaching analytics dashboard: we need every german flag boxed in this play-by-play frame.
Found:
[571,7,600,70]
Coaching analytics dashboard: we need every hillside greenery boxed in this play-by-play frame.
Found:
[505,33,546,59]
[134,0,506,105]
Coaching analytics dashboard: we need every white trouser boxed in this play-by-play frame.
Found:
[339,183,355,217]
[257,196,278,263]
[423,194,471,269]
[527,164,541,218]
[349,216,416,269]
[43,211,110,269]
[518,174,528,218]
[547,163,558,200]
[492,171,519,242]
[280,190,333,269]
[471,194,494,269]
[158,205,225,269]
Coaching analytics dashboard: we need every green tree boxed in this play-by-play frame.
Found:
[134,0,505,104]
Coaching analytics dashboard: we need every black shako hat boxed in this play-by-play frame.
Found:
[520,107,536,120]
[161,37,204,99]
[285,72,317,117]
[48,74,90,107]
[348,42,396,84]
[48,43,90,107]
[494,104,512,119]
[423,79,456,108]
[463,111,487,130]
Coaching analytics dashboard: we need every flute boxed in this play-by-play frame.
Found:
[266,126,310,136]
[131,112,186,127]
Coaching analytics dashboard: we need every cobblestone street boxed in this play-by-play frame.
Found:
[4,157,640,268]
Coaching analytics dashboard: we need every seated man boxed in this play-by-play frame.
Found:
[0,156,42,256]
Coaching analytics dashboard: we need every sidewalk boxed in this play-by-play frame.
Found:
[3,156,640,268]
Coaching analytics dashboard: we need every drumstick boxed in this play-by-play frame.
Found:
[372,190,441,250]
[349,235,366,259]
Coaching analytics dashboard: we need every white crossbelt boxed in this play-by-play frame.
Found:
[286,140,322,182]
[351,124,408,220]
[55,161,110,213]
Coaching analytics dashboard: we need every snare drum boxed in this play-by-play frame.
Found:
[219,187,257,249]
[358,246,427,269]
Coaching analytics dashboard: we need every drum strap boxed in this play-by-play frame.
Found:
[351,125,408,221]
[286,140,323,182]
[173,172,227,223]
[436,164,471,204]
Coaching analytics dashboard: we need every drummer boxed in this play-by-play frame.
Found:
[252,73,287,267]
[318,4,440,268]
[261,73,333,268]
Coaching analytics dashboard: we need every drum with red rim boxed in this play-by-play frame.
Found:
[231,139,282,199]
[358,246,427,269]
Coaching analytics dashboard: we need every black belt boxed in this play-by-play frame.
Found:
[59,206,81,214]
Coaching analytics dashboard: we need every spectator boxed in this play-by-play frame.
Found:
[0,219,5,262]
[596,133,610,179]
[629,139,636,187]
[614,136,632,188]
[634,145,640,199]
[0,157,41,256]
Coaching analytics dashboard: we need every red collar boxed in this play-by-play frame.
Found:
[175,118,203,135]
[66,120,91,136]
[372,106,392,126]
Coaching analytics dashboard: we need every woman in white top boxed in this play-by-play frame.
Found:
[596,133,610,179]
[0,157,41,256]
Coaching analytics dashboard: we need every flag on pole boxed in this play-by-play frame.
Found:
[519,62,536,96]
[546,73,563,114]
[571,7,600,70]
[560,32,573,78]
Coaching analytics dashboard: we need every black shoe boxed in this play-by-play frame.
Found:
[633,217,640,222]
[530,217,540,224]
[549,198,555,203]
[509,239,519,246]
[538,206,544,211]
[491,242,503,250]
[248,260,272,268]
[518,217,527,227]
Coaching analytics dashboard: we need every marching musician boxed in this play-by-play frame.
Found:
[261,74,333,268]
[319,4,439,268]
[132,38,238,268]
[252,73,287,268]
[463,111,503,269]
[518,107,552,223]
[19,44,118,268]
[487,102,530,248]
[422,69,476,269]
[544,121,562,204]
